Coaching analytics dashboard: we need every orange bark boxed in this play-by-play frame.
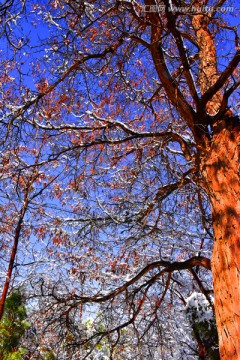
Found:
[192,6,222,115]
[192,7,240,357]
[0,208,26,321]
[146,2,240,355]
[201,120,240,359]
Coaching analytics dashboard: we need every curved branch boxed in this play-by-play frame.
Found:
[68,255,211,306]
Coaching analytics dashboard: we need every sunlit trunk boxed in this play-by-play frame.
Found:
[201,120,240,359]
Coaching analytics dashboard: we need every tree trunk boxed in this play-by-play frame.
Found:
[201,119,240,359]
[0,209,25,321]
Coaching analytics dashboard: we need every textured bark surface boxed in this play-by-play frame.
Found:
[201,121,240,359]
[146,2,240,355]
[192,7,240,357]
[192,7,222,115]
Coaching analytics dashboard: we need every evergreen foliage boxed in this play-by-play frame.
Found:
[186,293,220,360]
[0,291,29,360]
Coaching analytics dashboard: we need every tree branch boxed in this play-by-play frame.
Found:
[200,50,240,108]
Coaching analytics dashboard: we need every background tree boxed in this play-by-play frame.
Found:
[0,290,29,359]
[186,292,219,360]
[0,0,239,358]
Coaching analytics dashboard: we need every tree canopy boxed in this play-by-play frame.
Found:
[0,0,239,359]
